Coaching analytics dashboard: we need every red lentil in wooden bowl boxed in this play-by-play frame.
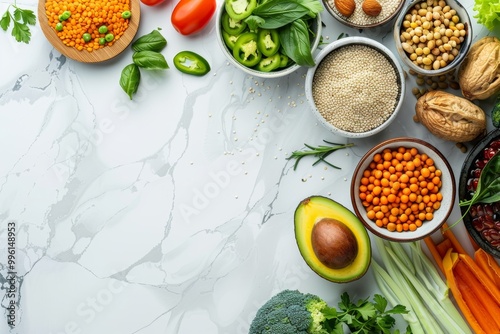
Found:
[350,137,456,242]
[305,37,405,138]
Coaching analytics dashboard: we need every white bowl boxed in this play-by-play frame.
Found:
[322,0,405,30]
[393,0,472,76]
[305,37,405,138]
[350,137,456,242]
[215,2,322,78]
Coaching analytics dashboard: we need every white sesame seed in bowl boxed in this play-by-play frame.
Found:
[305,36,406,138]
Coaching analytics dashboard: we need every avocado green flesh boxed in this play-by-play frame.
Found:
[294,196,371,283]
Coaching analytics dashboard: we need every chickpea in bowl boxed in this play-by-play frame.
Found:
[393,0,472,76]
[351,137,456,242]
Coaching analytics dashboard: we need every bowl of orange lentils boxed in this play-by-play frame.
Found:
[350,137,456,242]
[38,0,140,63]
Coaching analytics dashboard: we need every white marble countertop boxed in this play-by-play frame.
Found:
[0,0,497,333]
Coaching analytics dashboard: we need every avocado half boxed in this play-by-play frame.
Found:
[294,196,371,283]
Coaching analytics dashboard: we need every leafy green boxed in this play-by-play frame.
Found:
[132,51,169,70]
[287,141,354,170]
[279,19,315,66]
[460,152,500,208]
[250,1,310,29]
[119,64,141,100]
[492,96,500,128]
[131,29,167,52]
[249,289,408,334]
[473,0,500,30]
[0,5,36,43]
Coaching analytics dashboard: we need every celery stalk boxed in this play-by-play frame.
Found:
[372,260,425,334]
[385,243,470,334]
[375,237,443,334]
[409,242,472,334]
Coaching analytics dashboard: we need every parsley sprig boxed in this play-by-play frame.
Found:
[330,292,410,334]
[287,141,354,170]
[1,2,36,43]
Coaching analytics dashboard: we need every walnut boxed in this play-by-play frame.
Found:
[415,90,486,142]
[458,36,500,100]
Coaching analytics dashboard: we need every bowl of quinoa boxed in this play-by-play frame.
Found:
[323,0,405,29]
[393,0,472,76]
[305,36,405,138]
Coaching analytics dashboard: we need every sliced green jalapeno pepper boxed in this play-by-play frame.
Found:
[222,30,240,50]
[221,11,247,35]
[232,32,261,67]
[257,29,280,57]
[173,51,211,76]
[279,54,290,68]
[255,53,281,72]
[225,0,257,21]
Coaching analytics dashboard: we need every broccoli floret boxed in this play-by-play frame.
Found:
[249,289,332,334]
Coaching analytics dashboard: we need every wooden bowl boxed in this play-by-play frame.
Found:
[38,0,140,63]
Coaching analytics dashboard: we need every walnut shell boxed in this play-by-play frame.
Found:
[458,36,500,100]
[415,90,486,142]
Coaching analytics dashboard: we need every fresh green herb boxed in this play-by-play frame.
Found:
[241,0,322,67]
[120,30,169,100]
[279,18,314,66]
[131,29,167,52]
[460,152,500,209]
[287,141,354,170]
[373,238,473,334]
[132,50,169,70]
[249,1,310,29]
[0,3,36,43]
[249,289,408,334]
[119,64,141,100]
[473,0,500,30]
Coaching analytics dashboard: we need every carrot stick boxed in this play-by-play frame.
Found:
[443,249,486,334]
[475,248,500,287]
[441,223,468,255]
[454,260,500,329]
[460,253,500,304]
[436,238,453,258]
[424,236,444,273]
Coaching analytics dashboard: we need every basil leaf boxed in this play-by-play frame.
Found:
[278,19,314,66]
[119,63,140,100]
[251,0,310,29]
[460,152,500,207]
[244,15,265,31]
[132,51,169,70]
[289,0,323,17]
[131,30,167,52]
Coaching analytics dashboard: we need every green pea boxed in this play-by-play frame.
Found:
[59,10,71,21]
[99,37,106,45]
[82,33,92,43]
[121,10,131,19]
[105,33,114,42]
[98,25,108,34]
[55,22,63,31]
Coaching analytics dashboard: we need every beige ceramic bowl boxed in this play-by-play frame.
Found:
[215,2,322,78]
[350,137,456,242]
[393,0,472,76]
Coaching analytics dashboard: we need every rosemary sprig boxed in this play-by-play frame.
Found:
[287,141,354,171]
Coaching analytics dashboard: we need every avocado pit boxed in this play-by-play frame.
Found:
[311,218,358,269]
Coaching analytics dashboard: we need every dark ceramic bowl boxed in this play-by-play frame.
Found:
[351,137,456,241]
[459,129,500,258]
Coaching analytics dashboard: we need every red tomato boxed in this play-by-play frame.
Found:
[140,0,166,6]
[171,0,216,35]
